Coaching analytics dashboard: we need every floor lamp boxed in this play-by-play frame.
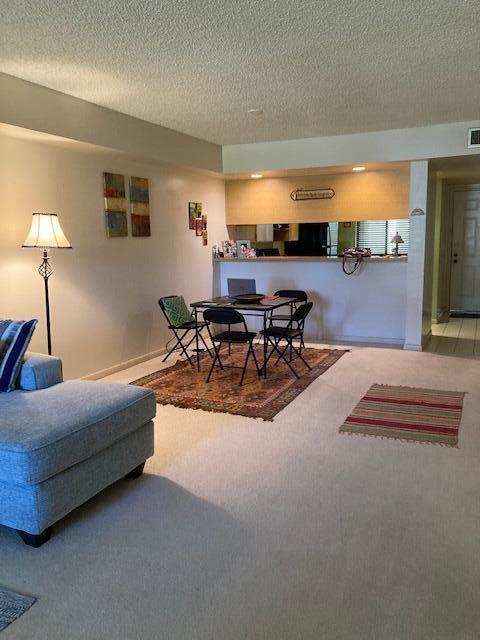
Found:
[22,213,72,355]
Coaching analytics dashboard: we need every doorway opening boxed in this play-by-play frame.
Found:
[429,168,480,356]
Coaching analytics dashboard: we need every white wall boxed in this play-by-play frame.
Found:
[223,121,480,174]
[0,129,226,378]
[215,260,407,345]
[404,161,431,351]
[423,167,437,337]
[431,178,445,322]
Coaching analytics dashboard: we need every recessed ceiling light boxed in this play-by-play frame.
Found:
[251,173,263,179]
[352,166,366,172]
[247,108,264,116]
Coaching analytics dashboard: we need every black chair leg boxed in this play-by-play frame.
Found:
[239,343,253,386]
[289,342,311,370]
[249,341,262,375]
[162,337,184,362]
[206,343,223,382]
[273,340,300,377]
[261,337,281,374]
[199,329,213,357]
[163,329,194,365]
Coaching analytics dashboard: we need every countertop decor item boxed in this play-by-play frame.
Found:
[234,294,264,304]
[236,240,251,257]
[22,213,72,355]
[390,233,404,256]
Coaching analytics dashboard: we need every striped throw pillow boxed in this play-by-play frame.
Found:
[0,320,38,392]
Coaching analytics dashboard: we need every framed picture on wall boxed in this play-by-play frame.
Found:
[188,202,197,230]
[103,172,128,238]
[195,217,203,236]
[129,176,151,237]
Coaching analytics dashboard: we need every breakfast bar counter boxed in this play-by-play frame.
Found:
[212,256,408,346]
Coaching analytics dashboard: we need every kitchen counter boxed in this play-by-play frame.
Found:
[214,256,407,263]
[212,256,407,345]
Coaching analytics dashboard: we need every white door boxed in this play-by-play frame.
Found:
[450,190,480,312]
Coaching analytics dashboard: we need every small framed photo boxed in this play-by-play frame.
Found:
[195,217,203,236]
[202,230,208,246]
[222,240,235,257]
[202,214,207,231]
[236,240,251,257]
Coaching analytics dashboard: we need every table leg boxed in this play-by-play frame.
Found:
[195,307,200,371]
[263,311,268,379]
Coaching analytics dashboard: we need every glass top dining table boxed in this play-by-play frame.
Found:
[190,296,297,377]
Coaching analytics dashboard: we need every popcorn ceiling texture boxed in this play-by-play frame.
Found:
[1,0,479,145]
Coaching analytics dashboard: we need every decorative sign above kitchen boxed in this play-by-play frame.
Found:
[290,187,335,201]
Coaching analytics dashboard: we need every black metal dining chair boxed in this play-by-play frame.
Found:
[260,302,313,378]
[269,289,308,352]
[159,295,212,366]
[203,308,261,386]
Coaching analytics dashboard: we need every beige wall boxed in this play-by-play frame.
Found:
[225,170,409,225]
[0,129,226,378]
[0,73,222,173]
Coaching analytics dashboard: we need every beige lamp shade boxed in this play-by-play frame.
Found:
[22,213,72,249]
[390,233,404,244]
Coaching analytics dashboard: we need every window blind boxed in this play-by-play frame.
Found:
[357,220,388,254]
[356,220,409,255]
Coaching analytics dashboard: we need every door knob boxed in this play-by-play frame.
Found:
[453,259,458,264]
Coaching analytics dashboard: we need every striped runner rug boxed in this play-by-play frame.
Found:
[0,587,36,632]
[340,384,466,446]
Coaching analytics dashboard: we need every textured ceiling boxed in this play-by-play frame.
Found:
[1,1,480,145]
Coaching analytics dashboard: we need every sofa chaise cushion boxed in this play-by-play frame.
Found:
[0,380,156,485]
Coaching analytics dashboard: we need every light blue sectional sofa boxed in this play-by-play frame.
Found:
[0,353,156,547]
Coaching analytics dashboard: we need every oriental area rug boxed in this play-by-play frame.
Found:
[131,345,347,421]
[340,383,465,446]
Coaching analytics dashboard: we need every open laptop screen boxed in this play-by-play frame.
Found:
[227,278,257,297]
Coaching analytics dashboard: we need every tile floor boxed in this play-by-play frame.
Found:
[427,317,480,357]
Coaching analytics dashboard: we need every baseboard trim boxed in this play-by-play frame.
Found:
[82,348,166,380]
[422,330,432,349]
[403,343,422,351]
[323,334,404,346]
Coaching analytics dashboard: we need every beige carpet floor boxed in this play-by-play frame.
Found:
[1,346,480,640]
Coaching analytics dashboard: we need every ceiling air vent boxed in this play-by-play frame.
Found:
[468,128,480,148]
